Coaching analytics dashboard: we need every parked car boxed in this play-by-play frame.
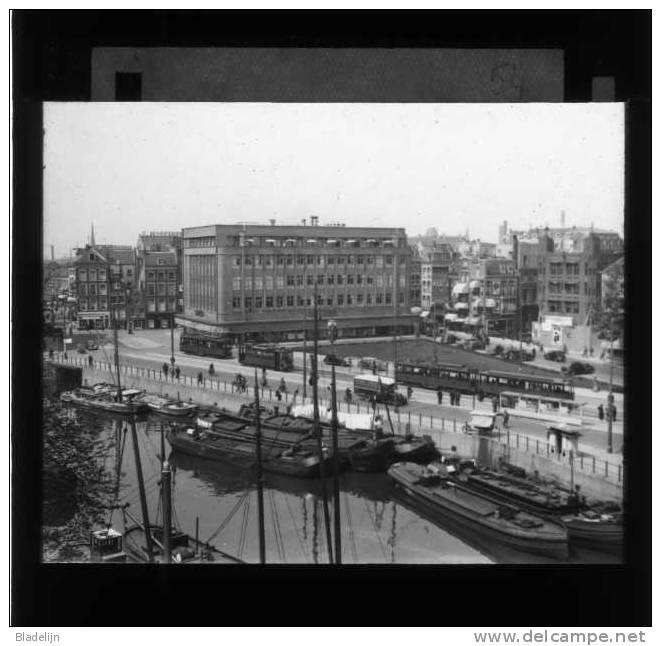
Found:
[544,350,566,362]
[503,348,535,362]
[562,361,595,376]
[76,344,87,354]
[87,341,99,350]
[324,353,351,367]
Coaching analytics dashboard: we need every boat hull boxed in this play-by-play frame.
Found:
[392,438,440,464]
[349,439,396,473]
[388,463,568,561]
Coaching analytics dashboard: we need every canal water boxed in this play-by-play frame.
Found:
[55,409,620,565]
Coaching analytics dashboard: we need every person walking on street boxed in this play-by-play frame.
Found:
[492,396,498,413]
[88,354,94,367]
[209,363,215,377]
[276,389,282,403]
[503,409,510,429]
[175,366,181,381]
[407,386,413,401]
[170,365,175,380]
[261,367,268,388]
[437,388,443,405]
[163,362,169,379]
[456,391,461,407]
[197,371,203,386]
[597,404,604,421]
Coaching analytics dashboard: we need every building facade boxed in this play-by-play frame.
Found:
[178,223,416,341]
[73,245,137,329]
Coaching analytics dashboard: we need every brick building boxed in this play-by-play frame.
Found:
[178,221,416,342]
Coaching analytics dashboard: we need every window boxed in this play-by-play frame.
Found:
[386,256,394,266]
[317,274,324,285]
[337,295,344,306]
[385,293,392,304]
[233,297,241,309]
[98,284,107,295]
[356,294,363,305]
[376,275,383,288]
[305,274,313,286]
[347,275,354,285]
[286,256,293,266]
[255,297,263,309]
[287,296,294,307]
[245,256,253,267]
[266,296,273,308]
[337,256,345,266]
[287,275,295,287]
[265,256,273,268]
[367,256,375,265]
[366,276,373,285]
[147,284,155,296]
[376,293,383,304]
[326,296,333,306]
[233,256,242,268]
[346,294,353,305]
[168,284,176,296]
[98,269,107,281]
[276,276,284,289]
[376,256,384,268]
[347,255,354,265]
[255,256,263,267]
[297,296,305,306]
[158,283,166,295]
[327,274,334,285]
[297,256,305,266]
[366,294,372,305]
[255,276,263,290]
[398,292,405,304]
[399,255,406,266]
[147,271,155,281]
[277,256,284,266]
[327,256,335,266]
[357,275,363,285]
[168,272,175,281]
[386,275,393,288]
[245,297,252,310]
[399,275,406,287]
[307,255,315,265]
[265,276,273,290]
[337,275,344,285]
[566,263,579,276]
[245,277,253,290]
[296,275,304,287]
[276,295,284,308]
[317,256,324,267]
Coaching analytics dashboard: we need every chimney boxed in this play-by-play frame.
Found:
[310,215,319,227]
[561,210,566,228]
[269,219,276,226]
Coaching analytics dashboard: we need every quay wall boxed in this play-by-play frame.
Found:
[65,359,623,502]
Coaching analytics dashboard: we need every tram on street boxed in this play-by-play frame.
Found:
[395,361,575,400]
[238,343,294,372]
[179,330,233,359]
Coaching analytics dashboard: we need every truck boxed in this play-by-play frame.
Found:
[353,374,407,407]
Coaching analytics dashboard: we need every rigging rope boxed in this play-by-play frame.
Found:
[283,494,310,563]
[105,424,128,530]
[268,490,287,563]
[205,491,251,544]
[364,499,388,561]
[237,494,251,560]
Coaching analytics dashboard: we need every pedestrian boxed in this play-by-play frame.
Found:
[437,388,443,405]
[261,367,268,388]
[292,388,299,406]
[170,366,175,380]
[276,389,282,402]
[88,354,93,367]
[372,364,377,375]
[175,366,180,381]
[597,404,604,421]
[407,386,413,401]
[209,363,215,377]
[589,346,594,357]
[63,351,68,360]
[373,415,384,440]
[492,396,498,413]
[503,409,510,429]
[48,348,54,360]
[163,362,169,378]
[612,405,617,422]
[197,372,203,386]
[456,391,461,407]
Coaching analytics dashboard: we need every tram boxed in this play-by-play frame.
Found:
[238,343,294,372]
[179,330,233,359]
[395,360,574,401]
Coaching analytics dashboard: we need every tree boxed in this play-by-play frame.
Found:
[591,258,624,343]
[41,398,116,561]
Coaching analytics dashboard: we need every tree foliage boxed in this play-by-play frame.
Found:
[592,259,625,341]
[41,398,116,562]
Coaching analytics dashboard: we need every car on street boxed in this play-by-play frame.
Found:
[323,353,351,367]
[359,357,387,372]
[87,341,99,350]
[561,361,596,376]
[544,350,566,362]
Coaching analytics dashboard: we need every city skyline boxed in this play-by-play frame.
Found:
[44,102,624,257]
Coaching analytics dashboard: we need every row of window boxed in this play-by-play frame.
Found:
[231,274,406,290]
[223,236,406,249]
[231,254,406,268]
[184,236,216,248]
[232,292,405,310]
[546,300,580,314]
[145,271,177,281]
[146,283,178,296]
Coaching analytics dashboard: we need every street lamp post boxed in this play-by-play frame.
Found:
[607,315,615,454]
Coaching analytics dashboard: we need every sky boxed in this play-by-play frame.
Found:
[43,102,625,258]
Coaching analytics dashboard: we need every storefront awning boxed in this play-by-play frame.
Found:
[265,239,276,244]
[420,311,430,318]
[445,313,458,322]
[454,302,469,310]
[452,282,469,295]
[485,298,497,308]
[464,316,481,325]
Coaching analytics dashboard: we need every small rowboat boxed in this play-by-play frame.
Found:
[139,394,197,417]
[61,386,149,415]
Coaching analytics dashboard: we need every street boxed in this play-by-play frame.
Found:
[84,328,624,456]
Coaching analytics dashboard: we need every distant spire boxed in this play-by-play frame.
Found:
[89,223,95,247]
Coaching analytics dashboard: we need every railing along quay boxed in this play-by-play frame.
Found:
[48,352,623,488]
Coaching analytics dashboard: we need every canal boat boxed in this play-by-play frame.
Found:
[139,393,197,418]
[348,437,396,472]
[387,462,569,560]
[454,466,623,554]
[167,425,334,479]
[61,386,150,415]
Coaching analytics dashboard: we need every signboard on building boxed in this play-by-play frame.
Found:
[542,315,574,328]
[551,326,563,346]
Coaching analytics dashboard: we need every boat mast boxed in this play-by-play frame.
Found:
[330,348,342,564]
[112,307,122,402]
[254,370,266,564]
[160,423,171,563]
[129,413,154,561]
[311,285,334,564]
